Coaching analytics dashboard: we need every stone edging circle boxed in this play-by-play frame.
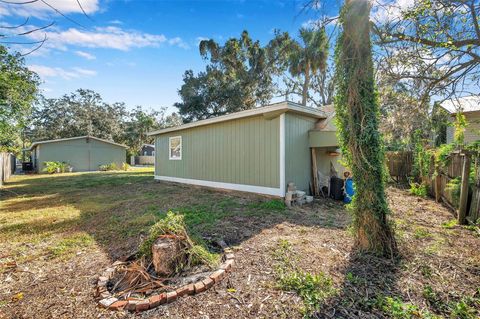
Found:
[95,248,235,312]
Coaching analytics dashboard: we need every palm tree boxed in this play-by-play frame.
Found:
[288,27,329,106]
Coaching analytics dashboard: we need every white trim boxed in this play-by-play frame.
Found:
[168,136,182,160]
[154,175,283,197]
[148,101,326,136]
[279,113,286,196]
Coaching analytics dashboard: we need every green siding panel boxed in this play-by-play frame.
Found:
[155,115,280,188]
[309,130,339,148]
[36,138,126,172]
[315,147,345,178]
[285,113,317,193]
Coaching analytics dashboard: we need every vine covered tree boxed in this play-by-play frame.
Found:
[334,0,397,256]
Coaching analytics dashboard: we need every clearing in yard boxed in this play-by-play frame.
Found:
[0,168,479,318]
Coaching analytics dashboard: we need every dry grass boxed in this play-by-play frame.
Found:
[0,169,479,318]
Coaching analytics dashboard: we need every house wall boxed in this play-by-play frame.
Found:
[285,113,317,193]
[446,125,454,144]
[36,138,126,172]
[154,114,281,194]
[315,148,345,178]
[446,112,480,144]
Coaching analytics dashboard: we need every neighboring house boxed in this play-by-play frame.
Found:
[28,136,127,173]
[147,101,344,197]
[442,96,480,144]
[141,144,155,156]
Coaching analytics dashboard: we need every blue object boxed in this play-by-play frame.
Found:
[343,178,354,203]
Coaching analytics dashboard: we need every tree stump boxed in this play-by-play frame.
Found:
[152,237,182,276]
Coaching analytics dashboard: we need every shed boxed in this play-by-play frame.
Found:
[28,136,127,173]
[141,144,155,156]
[148,101,344,197]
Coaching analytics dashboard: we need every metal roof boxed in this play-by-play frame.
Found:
[441,95,480,114]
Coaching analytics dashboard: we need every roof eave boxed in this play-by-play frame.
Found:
[148,102,326,136]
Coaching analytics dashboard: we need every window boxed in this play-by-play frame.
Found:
[169,136,182,160]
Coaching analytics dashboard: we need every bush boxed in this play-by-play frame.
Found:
[139,212,219,270]
[445,177,461,208]
[121,162,130,171]
[99,162,120,171]
[434,143,456,170]
[42,161,71,174]
[409,182,427,197]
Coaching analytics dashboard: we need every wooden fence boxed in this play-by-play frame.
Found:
[130,155,154,166]
[386,150,479,224]
[0,152,16,186]
[386,151,413,182]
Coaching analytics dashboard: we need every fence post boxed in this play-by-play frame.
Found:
[458,153,471,225]
[435,174,441,202]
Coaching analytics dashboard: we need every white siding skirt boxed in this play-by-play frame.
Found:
[154,175,283,197]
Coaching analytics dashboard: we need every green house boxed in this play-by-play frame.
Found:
[28,136,127,173]
[148,101,344,197]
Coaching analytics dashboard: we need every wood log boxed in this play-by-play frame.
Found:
[311,148,319,197]
[458,154,471,225]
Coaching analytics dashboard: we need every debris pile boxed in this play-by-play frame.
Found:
[284,182,313,207]
[95,212,233,311]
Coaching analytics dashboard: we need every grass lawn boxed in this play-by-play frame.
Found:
[1,168,479,318]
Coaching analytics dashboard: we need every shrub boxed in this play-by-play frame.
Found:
[99,162,119,171]
[434,143,456,171]
[43,161,71,174]
[409,182,427,197]
[43,161,59,174]
[445,177,461,208]
[138,211,219,270]
[121,162,130,171]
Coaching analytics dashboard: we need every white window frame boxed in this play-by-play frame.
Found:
[169,136,182,160]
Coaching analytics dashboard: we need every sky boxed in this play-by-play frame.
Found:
[1,0,341,113]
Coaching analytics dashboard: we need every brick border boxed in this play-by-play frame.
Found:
[96,248,235,312]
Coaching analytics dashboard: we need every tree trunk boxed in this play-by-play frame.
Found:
[334,0,397,257]
[302,61,310,106]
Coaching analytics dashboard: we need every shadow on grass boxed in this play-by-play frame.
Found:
[2,169,349,261]
[1,171,417,317]
[314,252,401,319]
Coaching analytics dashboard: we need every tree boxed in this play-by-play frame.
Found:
[175,31,279,122]
[286,27,329,106]
[373,0,480,99]
[334,0,397,256]
[0,45,39,152]
[31,89,181,154]
[31,89,126,142]
[123,106,182,154]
